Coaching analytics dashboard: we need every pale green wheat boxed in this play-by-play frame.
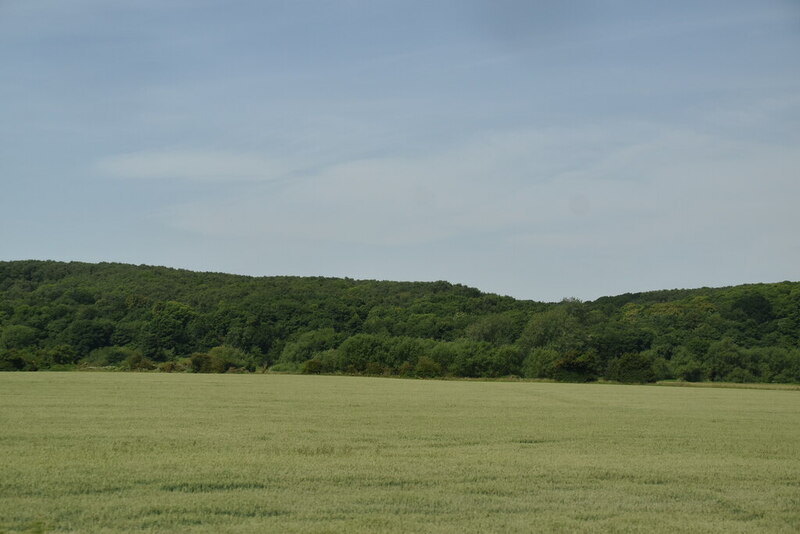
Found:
[1,373,798,533]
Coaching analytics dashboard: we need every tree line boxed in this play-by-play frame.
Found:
[1,260,798,383]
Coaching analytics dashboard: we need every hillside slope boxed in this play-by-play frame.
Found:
[1,260,798,382]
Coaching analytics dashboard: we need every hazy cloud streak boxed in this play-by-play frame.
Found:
[96,150,289,182]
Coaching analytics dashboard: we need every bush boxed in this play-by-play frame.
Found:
[414,356,441,378]
[190,352,224,373]
[388,337,435,370]
[269,361,302,373]
[488,345,524,377]
[365,361,389,375]
[337,334,390,373]
[190,352,213,373]
[550,351,599,382]
[439,339,494,377]
[650,356,673,381]
[0,349,36,371]
[159,360,179,373]
[209,345,252,371]
[676,362,704,382]
[191,346,253,373]
[301,358,324,374]
[429,342,460,372]
[464,312,526,345]
[398,361,414,377]
[522,348,561,378]
[724,367,756,383]
[65,319,114,355]
[279,328,341,363]
[85,346,141,367]
[606,352,656,383]
[125,352,155,371]
[316,349,339,372]
[0,325,39,350]
[41,344,79,365]
[196,352,228,373]
[668,346,705,382]
[705,338,748,381]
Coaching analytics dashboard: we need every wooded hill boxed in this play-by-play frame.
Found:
[1,260,798,383]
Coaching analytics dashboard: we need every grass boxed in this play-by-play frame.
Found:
[655,380,800,391]
[1,373,799,533]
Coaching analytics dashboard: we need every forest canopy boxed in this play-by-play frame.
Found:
[1,260,798,383]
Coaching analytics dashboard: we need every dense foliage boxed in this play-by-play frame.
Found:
[1,260,798,383]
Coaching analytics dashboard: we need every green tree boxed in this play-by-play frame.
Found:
[279,328,341,364]
[0,325,39,350]
[518,307,585,355]
[141,301,198,360]
[414,356,441,378]
[705,338,747,381]
[336,334,390,373]
[550,350,600,382]
[606,352,656,383]
[64,319,113,355]
[465,311,526,345]
[522,347,561,378]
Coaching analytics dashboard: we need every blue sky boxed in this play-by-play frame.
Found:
[1,1,798,301]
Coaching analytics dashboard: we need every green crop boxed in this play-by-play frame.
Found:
[1,373,798,533]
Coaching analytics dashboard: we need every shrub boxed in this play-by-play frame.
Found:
[464,312,526,345]
[42,344,79,365]
[0,349,35,371]
[522,348,561,378]
[650,356,673,381]
[398,361,414,377]
[269,361,302,373]
[414,356,441,378]
[1,325,39,350]
[125,352,155,371]
[316,349,339,372]
[488,345,524,377]
[606,352,656,383]
[388,337,434,369]
[550,351,599,382]
[190,352,213,373]
[159,361,179,373]
[209,345,252,371]
[65,319,114,355]
[301,358,324,374]
[670,347,705,382]
[191,346,253,373]
[85,346,140,367]
[337,334,390,373]
[724,367,756,383]
[441,339,494,377]
[677,363,704,382]
[279,328,341,363]
[365,361,388,375]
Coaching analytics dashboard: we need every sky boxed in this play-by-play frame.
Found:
[1,0,799,302]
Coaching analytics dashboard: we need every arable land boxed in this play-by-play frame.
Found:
[1,373,798,533]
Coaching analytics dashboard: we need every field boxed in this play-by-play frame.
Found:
[1,374,799,533]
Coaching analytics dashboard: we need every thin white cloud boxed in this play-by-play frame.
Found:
[95,150,288,182]
[154,122,800,252]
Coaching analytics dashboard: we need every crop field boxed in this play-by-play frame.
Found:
[1,374,799,533]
